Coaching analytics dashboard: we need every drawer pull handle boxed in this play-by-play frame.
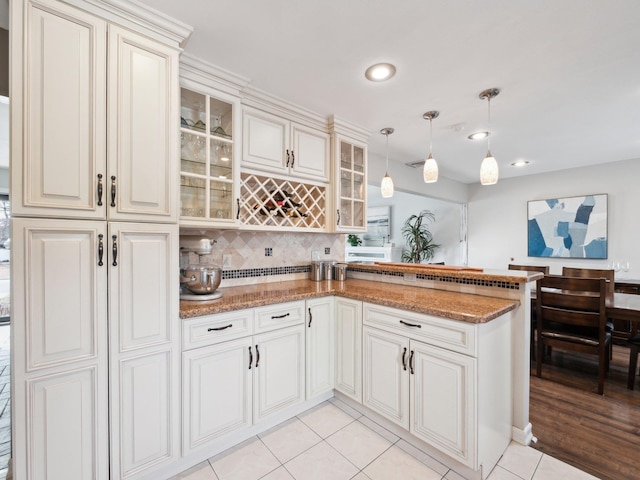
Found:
[248,346,253,370]
[402,347,407,371]
[400,320,422,328]
[255,344,260,368]
[336,209,340,225]
[97,174,103,206]
[290,150,295,167]
[98,234,104,266]
[409,349,415,375]
[208,324,232,332]
[236,198,240,220]
[286,149,291,167]
[308,307,313,328]
[271,312,290,319]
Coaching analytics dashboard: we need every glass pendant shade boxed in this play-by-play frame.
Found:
[381,173,394,198]
[423,154,438,183]
[480,151,499,185]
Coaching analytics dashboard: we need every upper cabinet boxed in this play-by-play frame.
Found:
[242,107,330,183]
[179,85,241,227]
[12,0,179,222]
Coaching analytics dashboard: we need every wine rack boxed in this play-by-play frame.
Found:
[240,172,326,230]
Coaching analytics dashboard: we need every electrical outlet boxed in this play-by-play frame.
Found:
[324,247,330,254]
[222,254,231,267]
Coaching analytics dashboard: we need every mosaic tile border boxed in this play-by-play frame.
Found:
[347,266,521,290]
[223,265,310,280]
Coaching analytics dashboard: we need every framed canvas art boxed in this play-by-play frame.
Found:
[527,194,607,259]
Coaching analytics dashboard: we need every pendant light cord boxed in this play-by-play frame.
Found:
[385,132,389,173]
[429,117,433,156]
[487,96,492,152]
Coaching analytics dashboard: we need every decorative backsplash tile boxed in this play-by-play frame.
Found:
[180,230,345,286]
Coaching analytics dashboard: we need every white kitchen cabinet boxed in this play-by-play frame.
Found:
[13,0,179,222]
[363,326,410,429]
[242,107,329,182]
[12,217,109,480]
[182,304,306,456]
[362,302,511,475]
[334,297,362,402]
[306,297,335,399]
[332,135,367,232]
[108,223,180,479]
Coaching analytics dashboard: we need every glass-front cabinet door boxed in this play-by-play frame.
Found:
[180,86,239,226]
[335,136,367,232]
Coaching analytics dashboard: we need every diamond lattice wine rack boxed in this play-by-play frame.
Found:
[240,173,326,230]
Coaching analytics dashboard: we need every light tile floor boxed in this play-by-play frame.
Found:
[170,399,600,480]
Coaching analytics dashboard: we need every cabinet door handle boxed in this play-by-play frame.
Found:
[290,150,295,168]
[255,344,260,368]
[308,307,312,328]
[409,349,415,375]
[271,312,290,319]
[236,198,240,220]
[286,149,290,167]
[110,176,117,207]
[400,320,422,329]
[402,347,407,371]
[336,209,340,225]
[248,346,253,370]
[208,324,232,332]
[97,174,103,206]
[98,234,104,266]
[111,235,118,266]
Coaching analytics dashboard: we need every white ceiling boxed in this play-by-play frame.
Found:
[141,0,640,184]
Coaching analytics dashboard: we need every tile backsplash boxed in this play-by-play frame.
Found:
[180,231,345,286]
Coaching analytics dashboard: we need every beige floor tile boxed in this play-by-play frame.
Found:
[533,455,601,480]
[169,461,218,480]
[356,416,399,444]
[209,437,280,480]
[443,469,467,480]
[350,473,372,480]
[259,417,322,463]
[260,466,294,480]
[329,398,363,419]
[326,420,392,469]
[298,402,355,438]
[497,441,542,480]
[486,465,524,480]
[284,442,358,480]
[363,445,442,480]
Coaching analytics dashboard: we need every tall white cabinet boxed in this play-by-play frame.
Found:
[10,0,190,478]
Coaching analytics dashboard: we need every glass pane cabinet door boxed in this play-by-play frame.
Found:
[180,87,236,224]
[336,138,367,231]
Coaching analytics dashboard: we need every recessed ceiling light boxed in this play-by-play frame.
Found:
[365,63,396,82]
[511,160,530,167]
[467,131,490,140]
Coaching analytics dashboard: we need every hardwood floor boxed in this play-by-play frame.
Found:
[530,344,640,480]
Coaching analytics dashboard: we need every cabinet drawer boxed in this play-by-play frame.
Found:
[363,302,477,356]
[183,310,254,350]
[254,301,305,333]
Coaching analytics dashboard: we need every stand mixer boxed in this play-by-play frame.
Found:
[179,236,223,301]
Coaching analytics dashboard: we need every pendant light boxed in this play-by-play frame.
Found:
[380,127,394,198]
[479,88,500,185]
[422,111,439,183]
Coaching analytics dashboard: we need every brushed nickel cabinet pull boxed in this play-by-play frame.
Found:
[336,209,340,225]
[400,320,422,328]
[111,235,118,266]
[110,176,116,207]
[208,324,232,332]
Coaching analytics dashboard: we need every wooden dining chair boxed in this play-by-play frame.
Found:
[536,275,610,395]
[509,264,549,359]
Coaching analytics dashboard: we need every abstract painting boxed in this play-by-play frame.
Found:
[528,194,607,258]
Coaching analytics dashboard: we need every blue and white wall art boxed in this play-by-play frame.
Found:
[527,194,608,258]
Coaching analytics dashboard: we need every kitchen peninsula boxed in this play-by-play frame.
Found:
[179,264,540,480]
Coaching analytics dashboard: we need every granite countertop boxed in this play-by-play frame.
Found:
[180,278,520,323]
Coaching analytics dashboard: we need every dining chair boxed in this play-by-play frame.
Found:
[561,267,627,347]
[536,275,610,395]
[627,330,640,389]
[509,264,549,359]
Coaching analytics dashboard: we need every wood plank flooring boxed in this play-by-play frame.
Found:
[529,344,640,480]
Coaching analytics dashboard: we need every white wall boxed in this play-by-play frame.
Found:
[467,157,640,277]
[368,184,464,265]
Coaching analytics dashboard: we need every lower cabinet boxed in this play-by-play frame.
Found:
[362,302,511,474]
[182,302,306,455]
[306,297,335,399]
[334,297,362,402]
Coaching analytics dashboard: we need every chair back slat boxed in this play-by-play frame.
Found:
[509,264,550,275]
[540,305,601,328]
[562,267,614,295]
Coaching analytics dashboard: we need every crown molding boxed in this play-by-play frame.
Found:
[180,53,250,97]
[329,115,373,142]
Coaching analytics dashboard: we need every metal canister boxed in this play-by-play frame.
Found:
[309,261,325,281]
[324,261,337,281]
[335,263,348,282]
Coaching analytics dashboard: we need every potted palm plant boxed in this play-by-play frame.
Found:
[401,210,440,263]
